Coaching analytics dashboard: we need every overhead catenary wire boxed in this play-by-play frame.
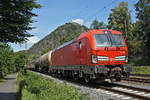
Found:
[129,6,136,13]
[71,1,90,20]
[84,0,117,22]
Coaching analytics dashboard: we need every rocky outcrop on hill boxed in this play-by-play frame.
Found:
[27,22,89,57]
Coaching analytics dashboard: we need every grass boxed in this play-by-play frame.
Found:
[17,70,87,100]
[132,66,150,74]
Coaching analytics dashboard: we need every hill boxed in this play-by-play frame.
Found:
[27,22,89,59]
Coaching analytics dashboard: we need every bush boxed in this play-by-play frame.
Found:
[132,66,150,74]
[0,43,14,78]
[0,43,28,78]
[14,51,28,71]
[17,71,86,100]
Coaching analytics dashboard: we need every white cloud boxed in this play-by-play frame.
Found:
[71,19,91,28]
[10,36,40,52]
[71,19,84,25]
[27,36,40,45]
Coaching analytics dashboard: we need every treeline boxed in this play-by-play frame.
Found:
[90,0,150,65]
[0,43,27,78]
[0,0,40,78]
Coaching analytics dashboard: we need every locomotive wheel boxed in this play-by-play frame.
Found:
[115,74,121,82]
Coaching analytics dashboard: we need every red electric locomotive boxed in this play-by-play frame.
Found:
[49,29,131,82]
[35,29,132,82]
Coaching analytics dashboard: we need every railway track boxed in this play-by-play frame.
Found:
[122,77,150,83]
[131,74,150,77]
[92,83,150,100]
[122,74,150,83]
[29,69,150,100]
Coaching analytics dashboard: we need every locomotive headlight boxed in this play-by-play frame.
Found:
[115,56,125,60]
[115,55,128,62]
[97,56,109,61]
[91,55,98,64]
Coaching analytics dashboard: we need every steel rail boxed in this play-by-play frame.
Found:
[131,74,150,77]
[95,85,150,100]
[111,83,150,93]
[122,77,150,83]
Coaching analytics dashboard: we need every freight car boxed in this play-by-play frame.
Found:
[35,51,52,72]
[35,29,132,82]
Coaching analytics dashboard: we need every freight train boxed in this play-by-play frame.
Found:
[34,29,132,82]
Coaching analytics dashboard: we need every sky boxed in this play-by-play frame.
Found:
[11,0,138,52]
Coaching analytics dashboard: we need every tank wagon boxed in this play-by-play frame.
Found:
[35,29,132,82]
[35,51,52,72]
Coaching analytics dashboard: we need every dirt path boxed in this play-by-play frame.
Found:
[0,73,17,100]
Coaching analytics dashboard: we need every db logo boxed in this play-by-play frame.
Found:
[120,51,125,53]
[110,58,115,61]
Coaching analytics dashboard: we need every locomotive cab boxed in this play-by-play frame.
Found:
[91,30,128,64]
[88,30,131,81]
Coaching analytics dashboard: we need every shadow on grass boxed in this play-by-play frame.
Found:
[16,80,25,100]
[0,78,6,83]
[0,73,16,83]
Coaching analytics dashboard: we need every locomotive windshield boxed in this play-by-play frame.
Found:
[110,34,125,47]
[93,34,125,47]
[93,34,110,47]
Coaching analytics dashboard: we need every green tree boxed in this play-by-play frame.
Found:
[0,43,14,78]
[108,1,132,40]
[14,51,28,71]
[90,19,99,29]
[90,19,106,29]
[0,0,41,43]
[128,22,144,57]
[41,48,52,55]
[135,0,150,57]
[98,21,107,29]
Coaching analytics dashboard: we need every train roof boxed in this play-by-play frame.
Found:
[88,29,122,34]
[56,38,77,50]
[55,29,122,51]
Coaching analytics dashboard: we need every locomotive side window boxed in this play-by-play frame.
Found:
[79,42,82,50]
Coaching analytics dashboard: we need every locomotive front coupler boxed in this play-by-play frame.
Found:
[107,66,122,82]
